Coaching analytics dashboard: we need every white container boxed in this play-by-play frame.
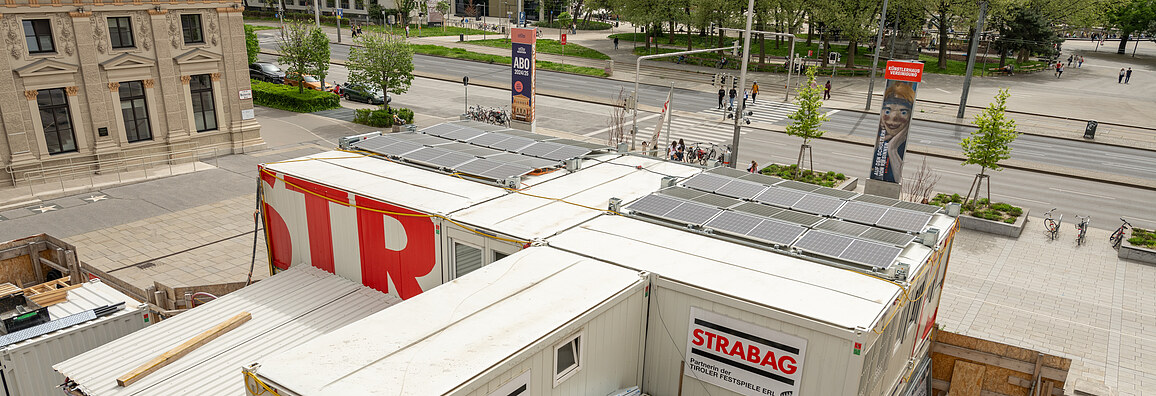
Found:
[0,280,147,396]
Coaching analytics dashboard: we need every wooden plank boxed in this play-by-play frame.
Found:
[38,256,69,272]
[949,360,986,396]
[1009,376,1065,395]
[28,243,45,281]
[25,283,85,307]
[0,283,22,296]
[933,343,1068,382]
[116,312,252,387]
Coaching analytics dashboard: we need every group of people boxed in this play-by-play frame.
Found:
[1119,67,1133,84]
[349,24,365,37]
[716,81,761,111]
[1054,54,1086,78]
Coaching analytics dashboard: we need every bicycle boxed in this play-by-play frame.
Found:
[1074,215,1090,246]
[1110,217,1132,248]
[1043,208,1063,240]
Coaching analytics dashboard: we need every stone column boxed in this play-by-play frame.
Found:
[149,9,190,143]
[216,6,263,153]
[69,12,116,154]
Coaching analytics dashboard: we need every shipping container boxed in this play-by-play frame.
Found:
[54,265,400,396]
[0,280,146,396]
[243,247,650,396]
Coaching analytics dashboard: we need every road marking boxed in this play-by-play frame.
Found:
[934,168,971,177]
[1100,162,1156,172]
[1104,152,1154,161]
[583,113,661,136]
[935,88,951,94]
[991,193,1050,205]
[1048,187,1116,200]
[825,110,841,117]
[830,151,859,157]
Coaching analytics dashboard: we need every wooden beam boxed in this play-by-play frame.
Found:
[116,312,252,387]
[1008,376,1065,395]
[932,343,1068,382]
[28,242,45,281]
[24,282,84,307]
[38,256,69,273]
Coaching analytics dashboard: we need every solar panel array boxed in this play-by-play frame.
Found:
[623,167,946,271]
[420,121,601,162]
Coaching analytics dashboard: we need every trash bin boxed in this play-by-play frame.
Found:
[459,33,464,42]
[1084,120,1098,139]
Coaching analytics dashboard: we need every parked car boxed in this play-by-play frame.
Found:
[249,62,285,84]
[340,83,391,105]
[284,72,334,91]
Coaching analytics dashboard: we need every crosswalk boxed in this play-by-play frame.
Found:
[640,101,801,147]
[699,100,800,125]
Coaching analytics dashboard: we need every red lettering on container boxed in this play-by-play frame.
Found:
[693,329,705,346]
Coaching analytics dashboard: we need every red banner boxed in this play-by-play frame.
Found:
[884,60,924,82]
[561,33,567,45]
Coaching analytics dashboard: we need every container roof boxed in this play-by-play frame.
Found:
[2,280,141,350]
[547,215,903,330]
[261,151,508,216]
[54,266,400,396]
[450,155,700,240]
[252,247,646,396]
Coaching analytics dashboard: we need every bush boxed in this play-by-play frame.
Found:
[927,192,1023,224]
[250,79,340,112]
[533,19,612,30]
[353,107,414,127]
[1129,228,1156,249]
[758,163,846,188]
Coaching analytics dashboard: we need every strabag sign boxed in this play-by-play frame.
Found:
[684,307,807,396]
[883,60,925,82]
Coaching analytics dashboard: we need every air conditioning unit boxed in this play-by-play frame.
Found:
[608,197,623,213]
[946,203,961,217]
[616,142,629,153]
[500,175,521,189]
[564,158,583,172]
[921,228,940,247]
[660,176,677,188]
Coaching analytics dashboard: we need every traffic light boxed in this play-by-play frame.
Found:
[731,78,737,90]
[712,73,718,86]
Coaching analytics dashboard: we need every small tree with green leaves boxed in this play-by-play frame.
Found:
[244,25,259,65]
[436,0,451,32]
[278,22,330,94]
[783,66,829,177]
[307,27,331,88]
[347,32,414,109]
[960,88,1019,209]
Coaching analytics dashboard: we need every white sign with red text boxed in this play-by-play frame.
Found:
[684,307,807,396]
[883,60,925,82]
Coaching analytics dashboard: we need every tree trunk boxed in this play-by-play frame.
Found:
[846,38,857,68]
[669,20,676,44]
[998,51,1006,68]
[823,32,831,66]
[686,8,693,50]
[805,13,813,46]
[1118,31,1131,54]
[937,10,948,70]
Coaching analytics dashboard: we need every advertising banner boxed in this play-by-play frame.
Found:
[511,28,537,123]
[684,307,807,396]
[869,60,924,184]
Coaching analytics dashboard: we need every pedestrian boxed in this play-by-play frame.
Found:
[1055,62,1061,77]
[405,25,410,38]
[613,37,619,50]
[1119,68,1125,83]
[751,81,759,103]
[1126,67,1132,84]
[717,87,725,109]
[1057,63,1064,78]
[824,80,832,100]
[742,89,749,110]
[1067,54,1073,67]
[728,87,737,110]
[669,141,677,160]
[747,160,758,173]
[1078,56,1084,68]
[677,139,686,162]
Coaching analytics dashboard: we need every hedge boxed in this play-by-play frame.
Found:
[354,107,414,127]
[251,79,340,113]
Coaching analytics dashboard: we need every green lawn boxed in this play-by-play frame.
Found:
[534,20,613,30]
[411,44,608,77]
[245,24,281,31]
[467,38,610,60]
[919,54,1049,76]
[242,17,490,37]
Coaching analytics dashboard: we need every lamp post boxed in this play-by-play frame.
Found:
[630,44,739,151]
[865,0,889,111]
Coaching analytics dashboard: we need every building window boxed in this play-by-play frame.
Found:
[340,0,348,9]
[119,81,152,142]
[181,14,204,44]
[108,17,134,49]
[452,242,483,278]
[37,88,77,154]
[325,0,335,9]
[23,19,55,54]
[189,74,217,132]
[552,331,583,386]
[354,0,363,10]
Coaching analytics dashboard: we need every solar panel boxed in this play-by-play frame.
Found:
[777,180,822,192]
[490,136,537,152]
[349,135,394,150]
[438,142,504,157]
[627,194,685,217]
[401,147,449,163]
[746,219,807,245]
[389,133,453,146]
[420,124,463,137]
[876,209,933,233]
[810,187,859,200]
[836,201,889,225]
[545,138,611,151]
[480,163,534,180]
[792,194,845,216]
[365,141,425,157]
[519,142,566,158]
[855,194,902,206]
[540,145,591,161]
[454,158,502,176]
[859,227,917,246]
[664,202,723,225]
[495,128,547,138]
[441,127,488,141]
[770,209,825,227]
[792,230,854,257]
[682,173,732,192]
[509,155,560,169]
[706,167,751,178]
[658,187,705,200]
[467,132,509,147]
[704,211,764,235]
[754,188,806,208]
[425,151,477,169]
[732,202,784,218]
[688,193,743,208]
[840,240,902,268]
[893,200,942,214]
[737,172,783,185]
[816,219,873,236]
[715,180,768,200]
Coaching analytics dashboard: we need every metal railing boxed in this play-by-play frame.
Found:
[6,142,225,197]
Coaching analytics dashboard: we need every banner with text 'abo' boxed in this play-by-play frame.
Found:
[684,307,807,396]
[511,28,537,123]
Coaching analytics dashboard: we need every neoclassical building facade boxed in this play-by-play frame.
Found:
[0,1,262,186]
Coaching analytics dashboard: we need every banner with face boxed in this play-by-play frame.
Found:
[869,80,918,183]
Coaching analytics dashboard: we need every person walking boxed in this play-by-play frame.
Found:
[1054,62,1061,77]
[751,81,759,103]
[742,89,749,110]
[1078,56,1084,68]
[748,160,759,173]
[728,87,737,110]
[1057,63,1064,78]
[613,37,619,50]
[1067,55,1073,67]
[1126,67,1133,84]
[1119,68,1126,83]
[717,87,725,109]
[405,25,410,38]
[824,80,832,100]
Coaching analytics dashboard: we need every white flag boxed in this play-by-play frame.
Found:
[650,87,673,154]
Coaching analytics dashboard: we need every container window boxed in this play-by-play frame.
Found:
[553,331,583,386]
[493,251,510,262]
[453,242,483,278]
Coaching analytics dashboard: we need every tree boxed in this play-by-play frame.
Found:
[278,22,330,94]
[1109,0,1156,54]
[368,2,384,24]
[308,27,330,87]
[244,25,259,65]
[347,32,415,109]
[784,67,829,177]
[993,6,1061,66]
[960,89,1018,209]
[436,0,451,32]
[398,0,420,27]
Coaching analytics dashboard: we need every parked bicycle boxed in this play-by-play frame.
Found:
[1074,215,1090,246]
[1110,217,1132,248]
[466,105,510,127]
[1043,208,1063,240]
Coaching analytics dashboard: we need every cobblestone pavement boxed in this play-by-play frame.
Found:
[939,222,1156,395]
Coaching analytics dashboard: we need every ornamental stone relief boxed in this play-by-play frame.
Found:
[23,90,38,100]
[166,12,180,49]
[207,10,219,46]
[53,14,75,56]
[135,11,152,51]
[90,13,108,54]
[5,16,23,59]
